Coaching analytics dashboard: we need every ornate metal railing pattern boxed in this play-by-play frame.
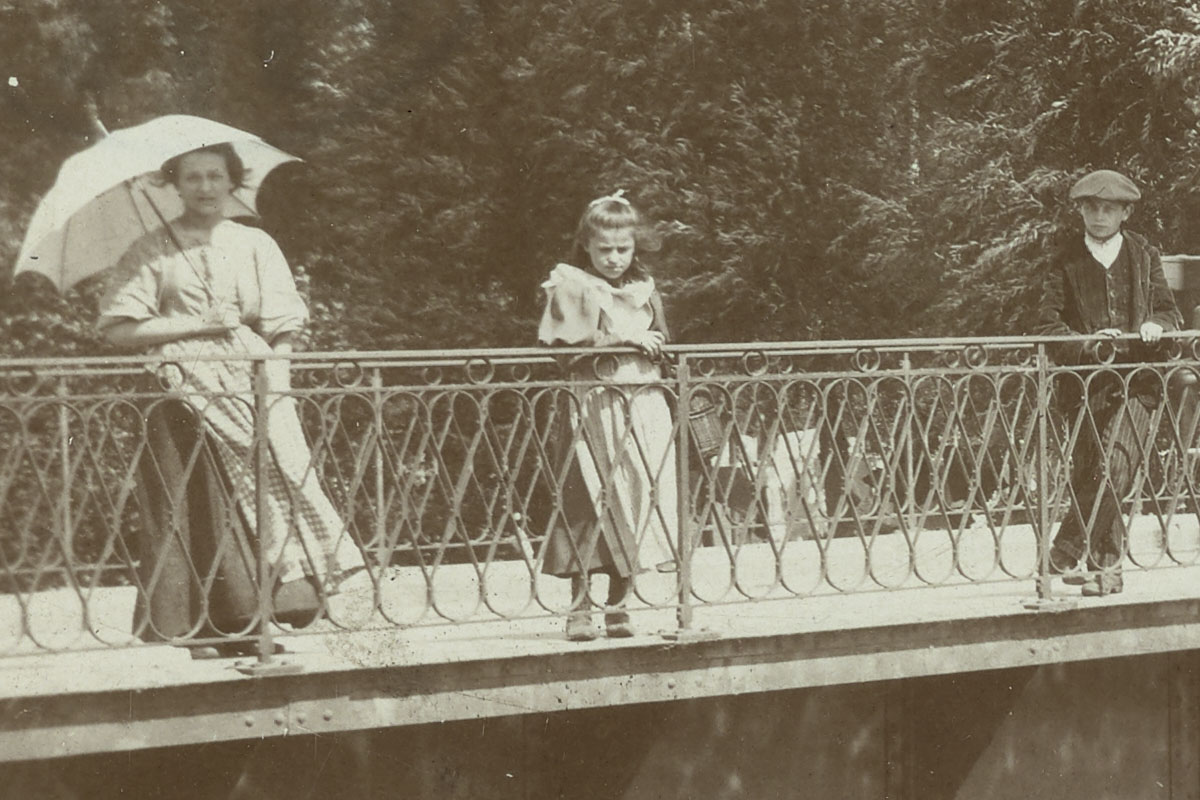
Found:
[2,336,1198,659]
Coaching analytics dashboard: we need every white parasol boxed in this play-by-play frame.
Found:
[14,114,300,292]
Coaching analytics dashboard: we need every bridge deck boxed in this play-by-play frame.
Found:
[5,519,1200,761]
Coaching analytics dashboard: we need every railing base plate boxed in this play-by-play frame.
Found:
[660,627,721,642]
[1022,597,1079,612]
[234,658,305,677]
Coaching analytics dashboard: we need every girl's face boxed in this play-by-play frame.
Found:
[175,152,234,220]
[585,227,636,281]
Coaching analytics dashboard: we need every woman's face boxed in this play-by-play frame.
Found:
[585,227,636,281]
[175,152,234,219]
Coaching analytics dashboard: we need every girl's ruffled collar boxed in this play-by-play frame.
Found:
[544,263,655,305]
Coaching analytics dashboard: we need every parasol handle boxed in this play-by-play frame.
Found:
[83,95,108,140]
[132,178,221,306]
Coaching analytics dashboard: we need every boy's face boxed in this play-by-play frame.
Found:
[1077,197,1132,241]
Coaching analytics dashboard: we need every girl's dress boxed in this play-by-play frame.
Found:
[537,263,678,579]
[98,219,363,638]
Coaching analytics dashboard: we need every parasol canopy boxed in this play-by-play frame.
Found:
[14,114,300,292]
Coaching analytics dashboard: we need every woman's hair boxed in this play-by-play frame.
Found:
[571,191,658,283]
[160,142,246,189]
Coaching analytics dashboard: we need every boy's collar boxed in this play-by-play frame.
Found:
[1084,231,1123,269]
[1085,230,1123,248]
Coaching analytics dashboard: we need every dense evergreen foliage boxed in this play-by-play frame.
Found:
[3,0,1200,356]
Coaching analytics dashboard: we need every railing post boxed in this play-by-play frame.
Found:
[664,353,714,641]
[1027,341,1073,611]
[56,376,72,559]
[902,351,916,532]
[1036,343,1052,600]
[373,365,386,557]
[238,354,302,675]
[677,354,694,633]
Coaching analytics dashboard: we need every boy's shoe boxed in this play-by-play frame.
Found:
[605,611,635,638]
[1048,544,1091,584]
[1081,569,1123,597]
[1047,544,1077,575]
[1062,556,1106,586]
[566,612,599,642]
[1061,570,1090,586]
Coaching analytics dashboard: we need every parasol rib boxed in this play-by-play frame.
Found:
[57,207,71,293]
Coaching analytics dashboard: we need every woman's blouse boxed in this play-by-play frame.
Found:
[97,219,307,346]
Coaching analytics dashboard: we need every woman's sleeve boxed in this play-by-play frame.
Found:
[253,232,309,343]
[96,247,161,333]
[537,267,601,346]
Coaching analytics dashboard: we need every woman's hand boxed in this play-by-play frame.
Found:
[263,359,291,394]
[201,303,240,335]
[264,332,296,394]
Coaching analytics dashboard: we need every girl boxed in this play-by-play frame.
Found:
[537,191,678,641]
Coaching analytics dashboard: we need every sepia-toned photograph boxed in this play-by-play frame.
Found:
[4,1,1200,797]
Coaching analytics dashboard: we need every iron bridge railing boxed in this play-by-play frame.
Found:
[2,335,1200,665]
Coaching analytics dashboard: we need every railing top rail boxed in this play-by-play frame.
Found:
[0,332,1195,371]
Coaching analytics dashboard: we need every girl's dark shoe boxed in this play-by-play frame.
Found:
[215,639,288,658]
[1081,570,1123,597]
[186,640,287,659]
[605,611,635,638]
[187,645,222,660]
[566,612,599,641]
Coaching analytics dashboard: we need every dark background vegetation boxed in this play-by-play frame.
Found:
[3,0,1200,356]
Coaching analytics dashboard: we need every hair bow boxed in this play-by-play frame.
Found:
[588,189,631,208]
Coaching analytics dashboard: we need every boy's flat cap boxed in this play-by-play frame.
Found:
[1069,170,1141,202]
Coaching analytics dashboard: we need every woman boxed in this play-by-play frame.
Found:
[98,143,363,656]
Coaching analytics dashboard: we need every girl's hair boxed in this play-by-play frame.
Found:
[160,142,246,189]
[571,191,657,283]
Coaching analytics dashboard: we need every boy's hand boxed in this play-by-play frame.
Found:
[1139,321,1164,343]
[1086,328,1124,361]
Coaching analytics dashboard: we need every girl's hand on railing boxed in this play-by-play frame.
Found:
[627,331,666,359]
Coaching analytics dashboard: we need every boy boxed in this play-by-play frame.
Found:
[1035,169,1181,596]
